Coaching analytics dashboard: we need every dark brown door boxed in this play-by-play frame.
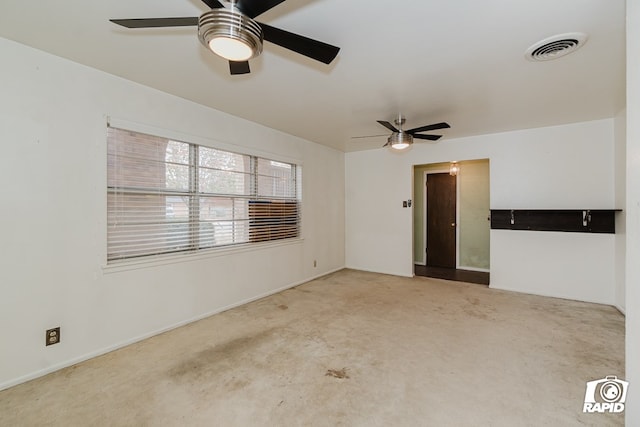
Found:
[426,173,456,268]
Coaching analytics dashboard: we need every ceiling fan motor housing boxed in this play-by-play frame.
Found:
[388,131,413,146]
[198,9,263,60]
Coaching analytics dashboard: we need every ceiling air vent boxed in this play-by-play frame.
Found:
[525,33,588,61]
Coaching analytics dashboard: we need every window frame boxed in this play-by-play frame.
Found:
[105,121,302,267]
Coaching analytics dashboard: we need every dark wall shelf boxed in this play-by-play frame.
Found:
[490,209,621,234]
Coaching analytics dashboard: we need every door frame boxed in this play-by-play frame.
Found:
[419,169,460,267]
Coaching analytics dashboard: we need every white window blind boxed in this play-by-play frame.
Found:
[107,127,300,262]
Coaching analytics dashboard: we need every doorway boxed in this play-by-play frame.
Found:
[413,160,491,285]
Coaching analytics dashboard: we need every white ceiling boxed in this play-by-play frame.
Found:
[0,0,625,152]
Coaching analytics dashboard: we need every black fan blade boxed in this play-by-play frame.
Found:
[406,122,450,134]
[377,121,399,133]
[229,61,251,75]
[382,141,391,148]
[260,23,340,64]
[200,0,224,9]
[110,17,198,28]
[351,134,388,139]
[236,0,286,18]
[413,134,442,141]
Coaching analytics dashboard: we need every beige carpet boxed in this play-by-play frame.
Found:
[0,269,625,426]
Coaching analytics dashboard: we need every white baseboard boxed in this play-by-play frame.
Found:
[0,266,345,392]
[344,265,413,278]
[489,284,614,307]
[615,304,626,315]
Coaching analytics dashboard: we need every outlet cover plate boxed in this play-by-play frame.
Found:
[46,327,60,346]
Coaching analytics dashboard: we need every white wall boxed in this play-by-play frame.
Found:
[346,119,617,304]
[626,0,639,423]
[614,108,626,314]
[346,151,413,276]
[458,159,490,270]
[0,38,345,390]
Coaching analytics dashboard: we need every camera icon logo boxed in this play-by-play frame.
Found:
[583,375,629,413]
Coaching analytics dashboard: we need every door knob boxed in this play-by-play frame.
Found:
[451,222,456,227]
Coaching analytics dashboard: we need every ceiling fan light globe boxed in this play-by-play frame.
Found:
[209,37,253,61]
[391,142,411,150]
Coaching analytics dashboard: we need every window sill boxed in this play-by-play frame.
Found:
[102,238,304,274]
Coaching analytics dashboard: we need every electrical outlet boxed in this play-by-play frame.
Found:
[46,327,60,346]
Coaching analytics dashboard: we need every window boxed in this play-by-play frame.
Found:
[107,127,300,262]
